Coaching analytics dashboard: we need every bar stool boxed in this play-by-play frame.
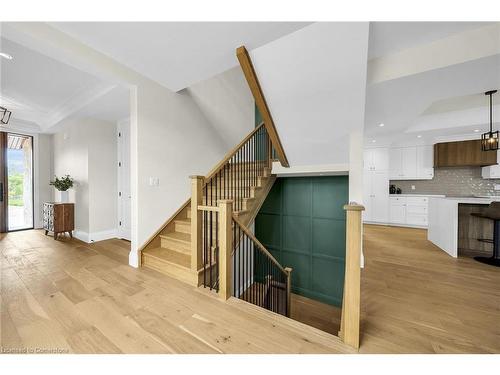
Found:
[471,201,500,267]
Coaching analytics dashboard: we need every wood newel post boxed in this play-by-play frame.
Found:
[218,199,233,300]
[284,267,293,317]
[190,176,204,273]
[339,203,364,350]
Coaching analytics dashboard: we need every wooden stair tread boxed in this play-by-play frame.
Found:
[174,218,191,225]
[160,231,191,243]
[143,247,191,268]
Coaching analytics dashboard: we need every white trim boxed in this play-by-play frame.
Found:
[89,229,118,242]
[364,221,428,230]
[271,161,349,177]
[73,230,90,243]
[73,229,118,243]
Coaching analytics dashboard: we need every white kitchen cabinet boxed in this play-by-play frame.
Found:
[389,148,403,179]
[364,148,389,171]
[389,196,429,227]
[363,170,389,223]
[390,146,433,180]
[481,150,500,178]
[416,145,434,179]
[389,197,406,224]
[401,147,417,178]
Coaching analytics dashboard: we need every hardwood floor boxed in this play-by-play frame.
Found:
[2,225,499,354]
[0,229,352,354]
[360,224,500,353]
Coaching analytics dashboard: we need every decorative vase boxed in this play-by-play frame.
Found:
[59,190,69,203]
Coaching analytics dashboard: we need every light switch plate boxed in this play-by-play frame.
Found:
[411,185,416,190]
[494,184,500,191]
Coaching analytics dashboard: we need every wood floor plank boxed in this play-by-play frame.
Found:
[5,226,496,353]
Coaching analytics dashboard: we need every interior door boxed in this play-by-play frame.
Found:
[0,132,7,233]
[117,119,131,241]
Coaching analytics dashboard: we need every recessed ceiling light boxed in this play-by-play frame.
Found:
[417,135,422,138]
[0,52,13,60]
[474,129,480,132]
[371,139,376,143]
[379,123,385,127]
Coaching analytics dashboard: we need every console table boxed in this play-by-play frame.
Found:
[43,202,74,240]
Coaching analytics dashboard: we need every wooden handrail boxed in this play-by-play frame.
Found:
[232,215,286,274]
[236,45,289,168]
[204,123,265,182]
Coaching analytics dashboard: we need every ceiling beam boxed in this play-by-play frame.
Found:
[236,45,289,168]
[368,23,500,85]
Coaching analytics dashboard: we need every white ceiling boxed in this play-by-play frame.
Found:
[1,37,101,123]
[368,22,492,60]
[50,22,311,92]
[0,36,130,132]
[365,22,500,147]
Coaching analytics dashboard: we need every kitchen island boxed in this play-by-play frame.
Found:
[428,196,500,257]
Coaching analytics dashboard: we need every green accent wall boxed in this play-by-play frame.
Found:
[255,105,263,127]
[255,176,348,307]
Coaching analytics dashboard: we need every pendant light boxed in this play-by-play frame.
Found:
[0,106,12,125]
[481,90,498,151]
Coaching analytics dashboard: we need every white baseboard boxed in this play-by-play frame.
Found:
[73,230,90,243]
[73,229,117,243]
[90,229,118,242]
[364,221,427,229]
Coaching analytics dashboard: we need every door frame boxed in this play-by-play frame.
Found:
[0,131,35,232]
[0,132,7,232]
[117,118,131,241]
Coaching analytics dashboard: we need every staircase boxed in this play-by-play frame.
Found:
[141,124,278,289]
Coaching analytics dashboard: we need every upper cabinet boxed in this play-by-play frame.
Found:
[434,140,497,167]
[416,145,434,179]
[389,146,432,180]
[364,148,389,171]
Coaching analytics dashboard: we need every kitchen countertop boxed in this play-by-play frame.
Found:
[427,196,500,257]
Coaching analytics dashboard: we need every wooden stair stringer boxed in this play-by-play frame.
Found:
[236,174,276,228]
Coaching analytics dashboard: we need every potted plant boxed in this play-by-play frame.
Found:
[50,175,74,203]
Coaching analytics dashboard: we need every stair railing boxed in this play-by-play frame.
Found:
[201,122,271,212]
[190,123,272,274]
[231,215,292,317]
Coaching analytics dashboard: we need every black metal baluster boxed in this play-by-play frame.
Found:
[201,211,207,287]
[209,209,212,290]
[216,211,219,291]
[244,235,247,301]
[233,223,236,296]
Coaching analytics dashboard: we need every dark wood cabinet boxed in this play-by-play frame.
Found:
[43,202,74,240]
[434,140,497,167]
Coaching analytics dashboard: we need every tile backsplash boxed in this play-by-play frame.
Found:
[390,167,500,196]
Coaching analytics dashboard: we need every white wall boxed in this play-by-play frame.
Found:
[3,23,232,266]
[186,66,255,149]
[250,22,370,167]
[52,118,117,242]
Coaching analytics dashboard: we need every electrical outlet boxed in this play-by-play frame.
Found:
[494,184,500,191]
[411,185,416,190]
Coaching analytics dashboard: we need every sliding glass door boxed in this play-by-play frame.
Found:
[0,131,34,232]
